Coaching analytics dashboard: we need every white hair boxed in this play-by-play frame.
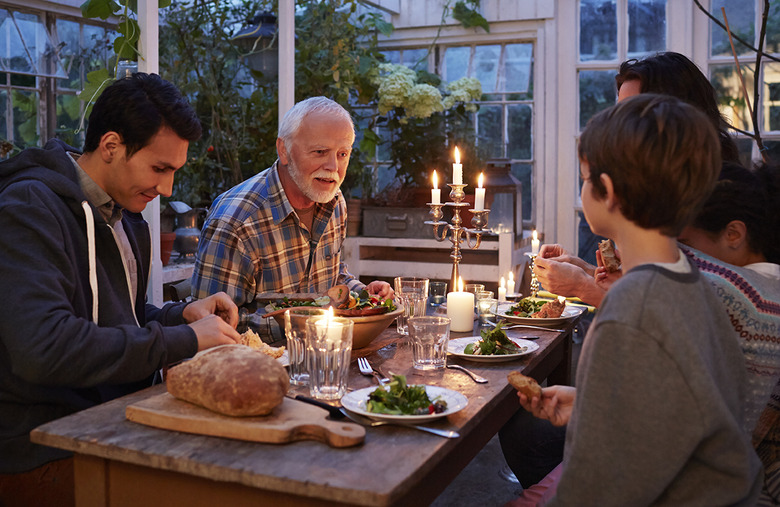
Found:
[278,96,354,147]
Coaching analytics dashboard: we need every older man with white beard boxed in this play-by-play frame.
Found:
[191,96,392,311]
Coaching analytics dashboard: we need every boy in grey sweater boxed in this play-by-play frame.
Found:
[509,94,762,506]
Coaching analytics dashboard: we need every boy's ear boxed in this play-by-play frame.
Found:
[98,131,122,163]
[599,173,618,210]
[723,220,748,250]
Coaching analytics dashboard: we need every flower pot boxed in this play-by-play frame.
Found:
[160,232,176,266]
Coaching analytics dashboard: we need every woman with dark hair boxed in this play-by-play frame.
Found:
[616,51,741,164]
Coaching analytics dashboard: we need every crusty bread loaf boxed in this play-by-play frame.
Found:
[598,239,621,273]
[507,371,542,399]
[167,345,289,417]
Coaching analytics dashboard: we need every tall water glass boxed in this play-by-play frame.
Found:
[408,316,450,370]
[284,307,327,385]
[394,277,429,335]
[306,316,354,400]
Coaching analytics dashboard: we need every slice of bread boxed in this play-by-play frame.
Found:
[507,371,542,399]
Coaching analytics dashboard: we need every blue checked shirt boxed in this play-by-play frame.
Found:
[191,162,363,307]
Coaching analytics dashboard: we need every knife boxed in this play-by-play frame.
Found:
[290,394,459,438]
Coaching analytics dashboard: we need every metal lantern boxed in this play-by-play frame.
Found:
[232,12,279,80]
[484,159,523,238]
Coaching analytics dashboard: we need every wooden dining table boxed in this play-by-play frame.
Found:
[31,316,580,507]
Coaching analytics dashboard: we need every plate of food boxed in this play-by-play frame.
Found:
[448,323,539,363]
[238,329,289,366]
[341,376,468,423]
[498,298,583,327]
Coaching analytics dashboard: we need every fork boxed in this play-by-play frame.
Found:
[358,357,387,385]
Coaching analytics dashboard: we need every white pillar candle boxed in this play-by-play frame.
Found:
[431,170,441,205]
[453,147,463,185]
[474,172,485,211]
[507,271,515,295]
[315,308,342,344]
[498,276,507,302]
[531,229,540,255]
[447,277,474,332]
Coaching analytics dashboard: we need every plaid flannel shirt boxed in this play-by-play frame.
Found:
[191,161,363,307]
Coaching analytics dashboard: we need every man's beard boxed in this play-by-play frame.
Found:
[286,154,341,203]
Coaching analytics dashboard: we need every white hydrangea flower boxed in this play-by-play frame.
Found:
[406,84,444,118]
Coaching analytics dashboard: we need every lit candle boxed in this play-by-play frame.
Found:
[498,276,507,302]
[507,271,515,296]
[447,277,474,332]
[531,229,540,255]
[453,147,463,185]
[431,170,441,205]
[474,172,486,211]
[315,307,343,344]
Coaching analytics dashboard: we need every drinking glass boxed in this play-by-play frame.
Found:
[477,297,499,326]
[394,277,429,335]
[408,316,450,370]
[464,283,486,310]
[429,281,448,306]
[306,315,354,400]
[284,307,327,385]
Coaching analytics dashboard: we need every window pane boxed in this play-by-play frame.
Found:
[710,63,755,131]
[55,93,82,146]
[56,18,81,89]
[473,44,500,94]
[627,0,666,58]
[580,0,617,61]
[402,48,428,70]
[511,162,532,223]
[503,43,532,93]
[768,1,780,53]
[579,70,617,130]
[711,0,754,57]
[0,90,7,141]
[735,138,754,168]
[1,10,35,73]
[83,25,109,73]
[764,62,780,132]
[382,50,400,65]
[12,89,38,146]
[444,46,469,82]
[477,104,503,158]
[14,11,66,78]
[507,104,532,160]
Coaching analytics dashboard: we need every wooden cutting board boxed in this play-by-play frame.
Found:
[126,393,365,448]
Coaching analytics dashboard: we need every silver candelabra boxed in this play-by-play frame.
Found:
[425,183,490,291]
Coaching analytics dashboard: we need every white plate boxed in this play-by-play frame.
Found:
[448,336,539,363]
[278,350,289,367]
[341,385,468,423]
[496,302,584,327]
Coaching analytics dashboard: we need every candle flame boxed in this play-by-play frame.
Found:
[432,170,438,190]
[478,172,484,188]
[458,276,464,292]
[532,229,538,241]
[558,296,566,304]
[454,147,461,165]
[508,271,514,282]
[500,276,505,288]
[327,306,334,319]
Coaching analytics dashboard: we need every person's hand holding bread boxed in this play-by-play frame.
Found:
[507,372,576,427]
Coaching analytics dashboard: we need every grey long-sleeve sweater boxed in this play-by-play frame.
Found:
[548,261,762,506]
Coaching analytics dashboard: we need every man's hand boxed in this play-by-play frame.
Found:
[183,292,239,328]
[538,243,596,274]
[534,257,592,297]
[517,385,576,427]
[366,280,394,300]
[188,314,241,351]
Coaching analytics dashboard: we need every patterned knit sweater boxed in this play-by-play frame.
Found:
[682,245,780,467]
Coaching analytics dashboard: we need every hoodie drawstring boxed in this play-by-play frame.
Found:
[81,201,99,323]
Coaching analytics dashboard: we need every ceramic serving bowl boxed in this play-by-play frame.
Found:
[274,306,403,349]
